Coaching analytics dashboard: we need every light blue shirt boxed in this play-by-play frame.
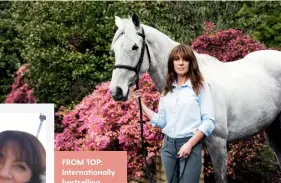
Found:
[151,79,215,138]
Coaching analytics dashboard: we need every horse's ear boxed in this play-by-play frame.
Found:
[131,13,140,28]
[115,16,122,28]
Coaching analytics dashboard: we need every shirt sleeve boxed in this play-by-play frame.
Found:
[151,97,167,129]
[197,83,216,137]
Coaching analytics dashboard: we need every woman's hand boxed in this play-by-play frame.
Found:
[131,89,143,104]
[178,142,193,159]
[130,89,155,121]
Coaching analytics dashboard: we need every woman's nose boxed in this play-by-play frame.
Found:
[0,166,12,179]
[179,59,184,65]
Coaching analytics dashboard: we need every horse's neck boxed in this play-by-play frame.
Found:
[145,25,178,92]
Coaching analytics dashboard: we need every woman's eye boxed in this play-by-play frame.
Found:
[15,164,26,171]
[132,44,139,50]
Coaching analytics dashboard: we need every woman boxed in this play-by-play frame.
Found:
[132,44,216,183]
[0,130,46,183]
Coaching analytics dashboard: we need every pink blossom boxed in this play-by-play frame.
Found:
[5,64,36,103]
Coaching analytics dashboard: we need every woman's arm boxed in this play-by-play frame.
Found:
[178,83,216,158]
[131,89,166,128]
[197,83,216,137]
[178,130,205,158]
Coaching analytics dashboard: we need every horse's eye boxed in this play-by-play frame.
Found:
[132,44,139,50]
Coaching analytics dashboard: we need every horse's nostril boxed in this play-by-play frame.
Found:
[116,87,123,97]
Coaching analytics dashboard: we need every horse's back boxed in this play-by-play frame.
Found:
[246,49,281,58]
[225,50,281,141]
[244,50,281,79]
[199,50,281,142]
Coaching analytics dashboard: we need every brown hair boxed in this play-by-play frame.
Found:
[163,44,204,96]
[0,130,46,183]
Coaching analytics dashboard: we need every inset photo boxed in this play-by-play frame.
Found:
[0,104,54,183]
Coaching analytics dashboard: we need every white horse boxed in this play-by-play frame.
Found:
[109,14,281,183]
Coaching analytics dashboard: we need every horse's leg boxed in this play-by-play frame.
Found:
[205,135,228,183]
[265,113,281,169]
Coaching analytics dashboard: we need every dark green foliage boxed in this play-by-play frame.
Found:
[17,2,115,108]
[235,2,281,48]
[0,2,24,102]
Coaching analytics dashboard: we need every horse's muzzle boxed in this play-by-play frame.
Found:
[110,87,128,101]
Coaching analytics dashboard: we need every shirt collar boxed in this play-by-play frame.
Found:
[172,79,192,88]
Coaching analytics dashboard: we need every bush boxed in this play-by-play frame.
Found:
[55,73,163,178]
[192,22,265,62]
[235,2,281,48]
[5,64,36,103]
[18,2,117,108]
[0,2,25,102]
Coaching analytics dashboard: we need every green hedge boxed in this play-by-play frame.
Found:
[235,2,281,48]
[0,2,24,102]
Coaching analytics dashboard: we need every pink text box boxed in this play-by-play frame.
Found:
[55,151,127,183]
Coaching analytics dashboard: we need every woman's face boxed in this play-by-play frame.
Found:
[173,54,189,77]
[0,146,32,183]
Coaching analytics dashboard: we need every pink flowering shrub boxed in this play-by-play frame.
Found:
[192,22,266,62]
[5,64,36,103]
[192,22,271,180]
[55,73,163,178]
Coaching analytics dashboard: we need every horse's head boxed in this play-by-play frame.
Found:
[109,13,151,101]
